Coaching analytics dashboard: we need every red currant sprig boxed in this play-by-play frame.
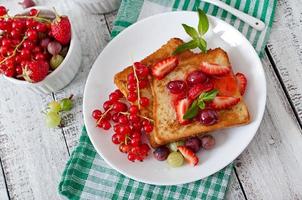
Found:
[0,35,27,65]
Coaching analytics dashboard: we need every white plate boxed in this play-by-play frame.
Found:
[83,11,266,185]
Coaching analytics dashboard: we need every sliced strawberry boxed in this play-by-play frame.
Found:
[235,72,247,95]
[200,62,230,75]
[152,56,179,80]
[175,98,191,125]
[188,82,214,100]
[178,146,199,166]
[210,96,240,110]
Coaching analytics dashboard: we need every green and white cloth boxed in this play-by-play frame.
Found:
[59,0,276,199]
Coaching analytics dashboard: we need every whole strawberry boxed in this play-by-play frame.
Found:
[51,13,71,45]
[23,61,49,82]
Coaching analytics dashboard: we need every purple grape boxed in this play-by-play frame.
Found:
[201,135,216,150]
[40,38,50,48]
[166,80,187,94]
[198,109,218,126]
[47,41,62,55]
[153,146,170,161]
[186,70,207,86]
[185,137,201,153]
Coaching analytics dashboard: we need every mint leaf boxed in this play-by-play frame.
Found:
[198,38,207,53]
[173,39,198,55]
[183,100,199,120]
[197,100,205,109]
[199,89,219,101]
[182,24,199,39]
[197,9,209,35]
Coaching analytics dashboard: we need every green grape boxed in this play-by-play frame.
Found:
[46,111,61,128]
[168,140,184,152]
[50,54,64,70]
[167,152,184,167]
[60,98,73,111]
[48,101,61,113]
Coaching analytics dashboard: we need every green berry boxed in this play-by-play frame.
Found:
[60,98,73,111]
[46,111,61,128]
[168,141,185,152]
[48,101,61,113]
[167,152,184,167]
[50,54,64,70]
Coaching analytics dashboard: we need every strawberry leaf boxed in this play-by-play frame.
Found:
[198,9,209,35]
[183,100,199,120]
[173,39,198,55]
[182,24,199,39]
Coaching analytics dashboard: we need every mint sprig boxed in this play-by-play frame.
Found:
[173,9,209,55]
[183,89,218,120]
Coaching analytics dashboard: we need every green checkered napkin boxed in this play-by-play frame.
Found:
[59,0,276,199]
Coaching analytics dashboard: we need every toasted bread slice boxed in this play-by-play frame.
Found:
[114,38,194,147]
[152,48,250,145]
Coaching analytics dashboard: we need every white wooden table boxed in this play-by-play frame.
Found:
[1,0,302,199]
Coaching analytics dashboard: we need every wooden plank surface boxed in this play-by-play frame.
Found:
[267,0,302,124]
[234,54,302,199]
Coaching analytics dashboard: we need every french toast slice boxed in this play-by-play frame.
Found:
[114,38,194,147]
[152,48,250,145]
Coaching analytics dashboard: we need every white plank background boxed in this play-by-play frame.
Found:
[0,0,302,199]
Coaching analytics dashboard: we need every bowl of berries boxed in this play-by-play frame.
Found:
[0,6,82,94]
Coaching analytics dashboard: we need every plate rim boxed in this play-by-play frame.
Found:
[83,11,267,186]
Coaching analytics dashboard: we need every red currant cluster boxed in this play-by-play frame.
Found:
[92,89,153,162]
[127,62,150,107]
[0,6,70,82]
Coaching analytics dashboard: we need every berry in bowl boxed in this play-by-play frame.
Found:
[0,6,82,94]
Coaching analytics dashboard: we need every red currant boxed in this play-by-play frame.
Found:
[114,89,123,98]
[139,97,149,107]
[36,23,47,32]
[1,38,11,47]
[127,92,137,102]
[118,115,128,124]
[0,6,7,16]
[112,102,127,112]
[12,21,25,30]
[112,113,120,123]
[109,92,120,102]
[4,68,15,77]
[129,105,139,114]
[29,8,38,16]
[23,41,34,50]
[127,83,137,91]
[112,133,120,144]
[143,124,153,133]
[20,49,31,60]
[131,122,141,131]
[15,66,23,75]
[119,144,131,153]
[34,53,46,61]
[139,79,148,89]
[32,46,42,53]
[129,114,140,123]
[103,100,112,110]
[131,137,141,146]
[119,125,131,135]
[10,29,21,39]
[127,73,136,83]
[26,29,38,41]
[92,109,102,120]
[127,153,136,162]
[102,120,111,130]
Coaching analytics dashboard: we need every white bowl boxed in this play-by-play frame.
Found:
[4,7,82,94]
[73,0,121,14]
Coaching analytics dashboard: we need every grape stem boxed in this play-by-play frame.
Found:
[0,36,27,65]
[119,111,154,122]
[68,94,74,100]
[96,106,113,126]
